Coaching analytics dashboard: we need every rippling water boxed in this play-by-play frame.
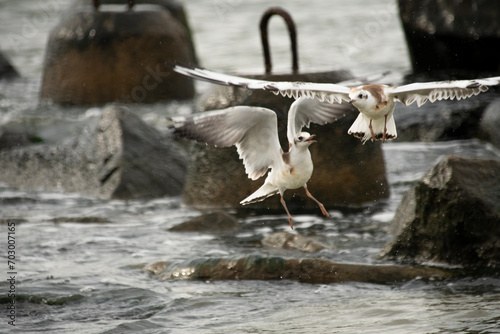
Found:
[1,1,500,333]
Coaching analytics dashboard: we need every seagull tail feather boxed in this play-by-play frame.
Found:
[347,113,397,143]
[347,113,373,144]
[240,183,279,205]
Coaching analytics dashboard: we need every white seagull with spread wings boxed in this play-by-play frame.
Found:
[170,64,500,143]
[169,97,346,229]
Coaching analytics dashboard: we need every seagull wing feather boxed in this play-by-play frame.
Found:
[170,106,282,180]
[171,64,351,105]
[287,97,349,144]
[390,77,500,107]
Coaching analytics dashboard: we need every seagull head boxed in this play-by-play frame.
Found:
[294,131,316,148]
[349,89,376,110]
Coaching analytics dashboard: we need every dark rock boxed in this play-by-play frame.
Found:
[168,211,240,232]
[0,130,33,150]
[262,231,329,253]
[44,216,112,223]
[152,255,455,284]
[0,105,187,199]
[180,71,390,212]
[399,0,500,74]
[0,51,19,79]
[381,155,500,268]
[0,218,27,225]
[40,0,197,105]
[479,99,500,149]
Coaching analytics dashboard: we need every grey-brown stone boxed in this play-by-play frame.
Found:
[145,261,170,275]
[44,216,112,223]
[381,155,500,268]
[0,105,187,199]
[40,0,197,105]
[152,255,454,284]
[262,232,329,253]
[168,211,240,232]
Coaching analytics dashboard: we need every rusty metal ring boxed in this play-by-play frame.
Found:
[259,7,299,74]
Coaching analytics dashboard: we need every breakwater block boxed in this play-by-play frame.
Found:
[40,0,197,105]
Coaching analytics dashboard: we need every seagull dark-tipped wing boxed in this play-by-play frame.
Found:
[390,76,500,107]
[286,97,349,144]
[170,106,282,180]
[170,64,351,104]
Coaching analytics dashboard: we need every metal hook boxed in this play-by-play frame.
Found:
[259,7,299,75]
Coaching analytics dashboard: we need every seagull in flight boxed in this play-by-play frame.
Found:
[170,64,500,143]
[169,97,346,229]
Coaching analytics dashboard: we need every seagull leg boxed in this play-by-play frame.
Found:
[280,195,294,229]
[369,119,376,142]
[304,186,329,218]
[382,114,387,142]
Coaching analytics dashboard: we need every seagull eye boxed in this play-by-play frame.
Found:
[358,93,364,99]
[298,136,303,141]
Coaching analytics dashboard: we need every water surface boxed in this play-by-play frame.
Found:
[1,1,500,333]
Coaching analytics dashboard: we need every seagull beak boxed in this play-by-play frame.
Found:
[306,134,316,143]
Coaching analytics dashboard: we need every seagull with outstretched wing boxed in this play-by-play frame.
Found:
[170,64,500,143]
[169,97,346,229]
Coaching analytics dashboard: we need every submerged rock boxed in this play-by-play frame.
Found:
[151,255,454,284]
[44,216,112,223]
[0,219,27,225]
[0,51,19,79]
[479,99,500,149]
[180,72,390,212]
[40,0,197,105]
[144,261,170,275]
[0,105,187,199]
[0,130,33,150]
[399,0,500,74]
[381,155,500,268]
[262,232,329,253]
[168,211,240,232]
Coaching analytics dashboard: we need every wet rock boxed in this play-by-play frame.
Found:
[153,255,454,284]
[181,71,390,212]
[0,218,27,225]
[479,99,500,149]
[0,130,33,150]
[399,0,500,74]
[168,211,240,232]
[44,216,112,223]
[262,232,328,253]
[381,155,500,268]
[145,261,169,275]
[0,105,187,199]
[0,51,19,79]
[40,0,197,105]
